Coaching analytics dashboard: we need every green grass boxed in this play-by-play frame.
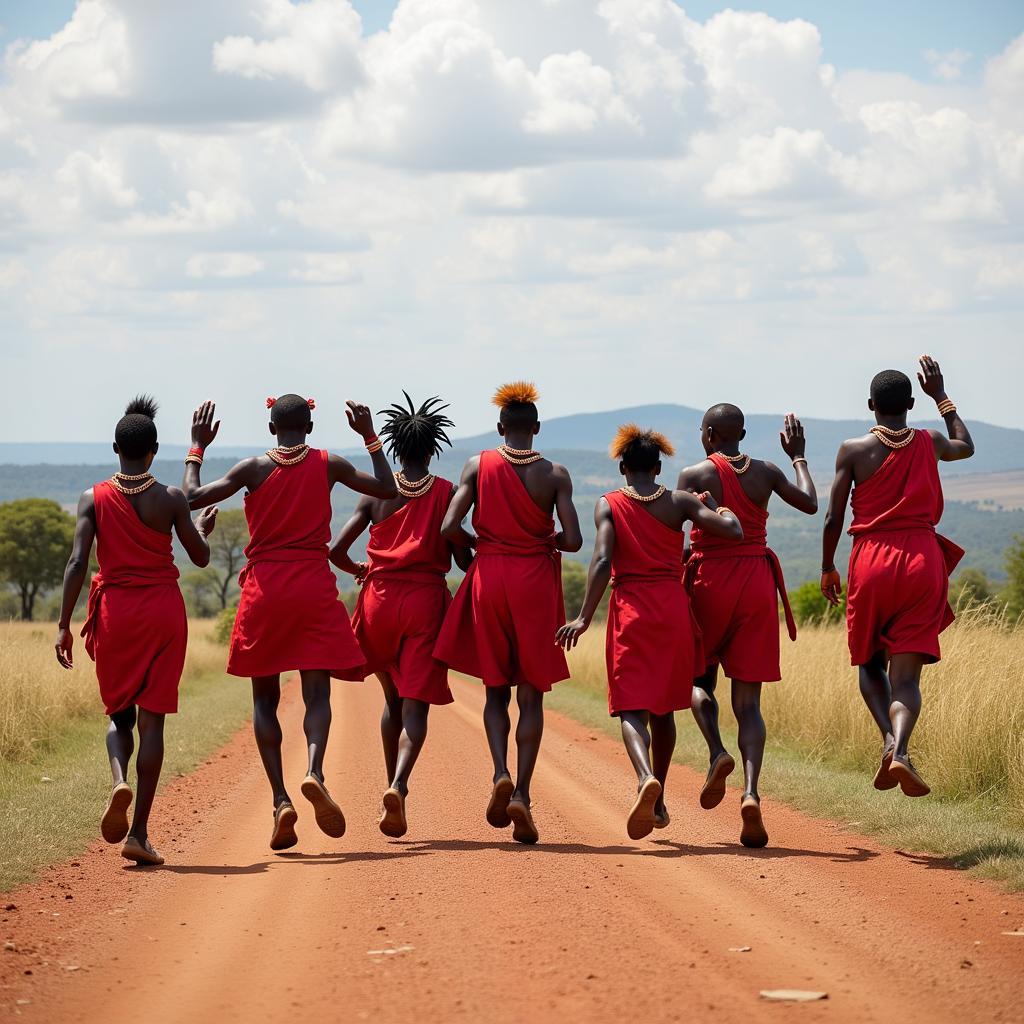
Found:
[548,680,1024,891]
[0,671,251,891]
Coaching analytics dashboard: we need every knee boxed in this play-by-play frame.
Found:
[110,707,136,731]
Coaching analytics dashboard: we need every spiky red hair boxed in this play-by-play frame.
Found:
[609,423,676,460]
[492,381,540,409]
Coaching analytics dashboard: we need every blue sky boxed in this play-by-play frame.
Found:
[2,0,1022,82]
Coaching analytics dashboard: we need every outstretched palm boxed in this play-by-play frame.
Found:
[192,401,220,449]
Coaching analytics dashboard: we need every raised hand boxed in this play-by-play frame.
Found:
[917,354,946,401]
[821,568,843,607]
[197,506,218,537]
[555,617,589,650]
[345,400,375,440]
[54,626,73,669]
[192,401,220,449]
[780,413,806,460]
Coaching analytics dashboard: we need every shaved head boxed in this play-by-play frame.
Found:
[703,403,745,443]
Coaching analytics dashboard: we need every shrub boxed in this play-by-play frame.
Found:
[788,579,845,626]
[214,604,238,645]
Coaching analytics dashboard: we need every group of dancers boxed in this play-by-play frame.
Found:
[54,356,974,865]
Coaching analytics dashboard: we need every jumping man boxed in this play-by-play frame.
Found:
[822,356,974,796]
[434,382,583,844]
[55,397,217,866]
[183,395,396,850]
[557,426,742,839]
[678,406,817,848]
[330,393,472,838]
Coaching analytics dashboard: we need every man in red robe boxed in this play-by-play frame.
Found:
[678,408,817,848]
[330,393,472,839]
[822,356,974,797]
[557,426,742,840]
[434,382,583,844]
[55,396,217,866]
[183,394,396,851]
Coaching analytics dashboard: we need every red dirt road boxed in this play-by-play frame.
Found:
[2,677,1022,1023]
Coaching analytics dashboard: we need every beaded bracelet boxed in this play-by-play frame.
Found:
[365,436,383,454]
[716,506,734,518]
[937,399,957,416]
[792,456,808,466]
[185,446,205,466]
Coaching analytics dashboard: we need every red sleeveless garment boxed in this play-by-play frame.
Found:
[434,450,569,691]
[685,453,795,682]
[227,449,364,680]
[846,429,963,665]
[351,478,455,704]
[81,481,187,715]
[604,490,699,715]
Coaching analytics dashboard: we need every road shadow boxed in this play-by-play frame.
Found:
[895,839,1024,874]
[155,847,433,875]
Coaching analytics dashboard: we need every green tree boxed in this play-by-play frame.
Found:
[1003,535,1024,619]
[788,579,845,627]
[0,499,75,620]
[949,567,993,608]
[180,569,222,618]
[207,508,249,610]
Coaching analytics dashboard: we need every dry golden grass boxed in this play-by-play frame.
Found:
[0,619,225,764]
[567,604,1024,809]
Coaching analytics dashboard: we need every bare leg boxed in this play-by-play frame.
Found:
[619,710,655,783]
[378,672,403,786]
[393,699,430,795]
[106,706,136,786]
[128,709,165,844]
[300,670,332,781]
[858,650,895,747]
[888,653,925,758]
[691,665,727,764]
[483,685,512,784]
[649,711,677,817]
[251,675,289,808]
[512,684,544,804]
[730,681,765,799]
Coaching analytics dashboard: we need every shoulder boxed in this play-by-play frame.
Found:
[233,455,268,474]
[463,453,482,474]
[678,459,713,482]
[163,484,190,509]
[837,435,871,463]
[548,461,572,483]
[759,459,786,480]
[670,487,700,510]
[78,487,97,512]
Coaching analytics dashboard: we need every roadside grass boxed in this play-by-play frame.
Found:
[0,621,251,891]
[554,613,1024,891]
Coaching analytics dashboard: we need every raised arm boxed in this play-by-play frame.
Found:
[328,400,398,499]
[171,487,216,568]
[678,489,743,540]
[556,497,614,650]
[553,463,583,553]
[181,401,254,509]
[771,413,818,514]
[917,355,975,462]
[441,456,479,548]
[54,489,96,669]
[821,442,854,605]
[328,498,373,578]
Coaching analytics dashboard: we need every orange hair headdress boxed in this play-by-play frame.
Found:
[609,423,675,460]
[492,381,539,409]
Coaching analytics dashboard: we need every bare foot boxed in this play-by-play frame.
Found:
[121,836,164,866]
[627,777,662,840]
[101,782,133,844]
[507,798,539,845]
[300,775,346,838]
[270,801,298,851]
[699,752,735,809]
[486,775,514,829]
[873,742,897,791]
[740,795,769,848]
[889,755,930,797]
[379,787,408,839]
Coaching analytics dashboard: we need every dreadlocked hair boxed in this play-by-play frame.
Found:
[269,393,313,432]
[114,394,159,459]
[610,423,675,472]
[378,392,455,463]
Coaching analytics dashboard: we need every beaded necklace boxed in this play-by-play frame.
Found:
[395,472,435,498]
[619,484,666,503]
[497,444,543,466]
[110,472,156,496]
[870,426,914,450]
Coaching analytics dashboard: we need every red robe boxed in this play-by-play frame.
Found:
[846,429,963,665]
[604,490,699,715]
[434,450,568,691]
[351,478,455,705]
[686,452,796,683]
[81,481,187,715]
[227,449,365,680]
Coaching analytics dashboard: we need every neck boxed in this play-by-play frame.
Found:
[624,470,659,490]
[400,459,430,480]
[117,457,151,475]
[273,430,308,448]
[874,413,908,430]
[501,432,536,451]
[711,442,741,457]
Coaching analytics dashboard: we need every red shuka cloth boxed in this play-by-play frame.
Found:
[81,481,187,715]
[434,450,568,691]
[846,429,963,665]
[351,478,455,705]
[604,491,699,715]
[685,452,795,683]
[227,449,365,680]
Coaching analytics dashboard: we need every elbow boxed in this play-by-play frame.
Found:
[565,534,584,554]
[730,524,744,540]
[593,554,612,575]
[440,520,459,543]
[65,556,86,577]
[192,550,211,569]
[804,497,819,515]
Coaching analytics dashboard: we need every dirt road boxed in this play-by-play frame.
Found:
[2,677,1022,1023]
